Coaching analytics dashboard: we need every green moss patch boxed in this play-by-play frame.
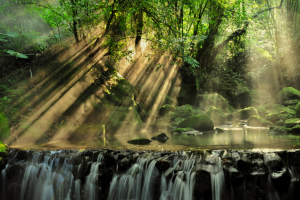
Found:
[177,114,214,132]
[236,107,258,120]
[257,106,270,118]
[277,87,300,103]
[0,112,10,140]
[295,102,300,118]
[275,120,285,126]
[265,113,280,123]
[285,118,300,128]
[174,104,204,119]
[248,115,273,127]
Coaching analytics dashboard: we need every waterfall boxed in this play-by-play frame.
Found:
[1,149,300,200]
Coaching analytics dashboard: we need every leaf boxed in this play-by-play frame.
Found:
[6,50,28,59]
[5,32,19,38]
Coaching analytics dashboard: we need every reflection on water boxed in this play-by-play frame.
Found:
[12,127,300,150]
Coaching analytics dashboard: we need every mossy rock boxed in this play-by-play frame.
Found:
[151,133,169,141]
[159,104,176,116]
[127,138,152,145]
[177,114,214,132]
[257,106,270,118]
[265,113,281,123]
[275,120,285,126]
[236,107,258,120]
[290,125,300,134]
[206,106,226,125]
[0,112,10,140]
[172,118,185,127]
[277,87,300,104]
[285,118,300,128]
[269,126,289,134]
[248,115,273,127]
[295,102,300,118]
[174,104,204,119]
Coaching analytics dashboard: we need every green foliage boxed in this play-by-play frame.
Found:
[295,102,300,118]
[248,115,273,127]
[0,111,10,140]
[277,87,300,104]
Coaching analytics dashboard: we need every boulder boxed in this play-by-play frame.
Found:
[265,113,280,123]
[151,133,169,142]
[235,107,258,120]
[285,118,300,128]
[277,87,300,104]
[248,115,273,127]
[159,104,175,116]
[257,106,269,118]
[296,102,300,118]
[127,138,152,145]
[275,120,284,126]
[206,106,226,125]
[177,114,214,132]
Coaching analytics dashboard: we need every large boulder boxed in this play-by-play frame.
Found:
[206,106,226,125]
[173,104,204,119]
[177,114,214,132]
[296,102,300,118]
[248,115,273,127]
[0,112,10,140]
[285,118,300,128]
[265,113,280,123]
[235,107,258,120]
[277,87,300,104]
[257,106,269,118]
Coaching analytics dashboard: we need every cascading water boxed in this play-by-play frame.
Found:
[1,149,300,200]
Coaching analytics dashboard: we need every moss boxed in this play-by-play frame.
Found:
[277,87,300,103]
[159,104,176,116]
[171,127,194,133]
[284,99,300,106]
[257,106,269,118]
[127,138,152,144]
[0,112,10,140]
[237,107,258,120]
[295,102,300,118]
[206,106,226,125]
[285,118,300,128]
[195,94,234,114]
[0,141,8,153]
[248,115,273,127]
[275,120,285,126]
[174,104,204,118]
[177,114,214,131]
[265,113,280,123]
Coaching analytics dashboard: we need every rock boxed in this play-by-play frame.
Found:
[290,125,300,134]
[0,112,10,140]
[257,106,270,118]
[127,138,152,145]
[235,107,258,120]
[151,133,169,141]
[275,120,284,126]
[296,102,300,118]
[118,157,130,172]
[177,114,214,132]
[206,106,226,125]
[277,87,300,104]
[285,118,300,128]
[163,168,174,180]
[248,115,273,127]
[284,99,300,106]
[193,170,212,198]
[159,104,175,116]
[265,113,281,123]
[269,125,289,134]
[155,158,171,172]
